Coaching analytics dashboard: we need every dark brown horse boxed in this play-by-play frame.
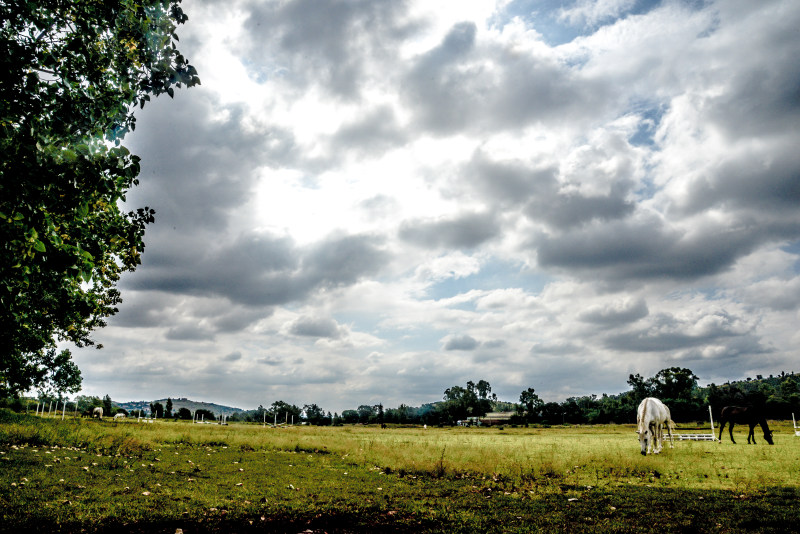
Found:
[718,406,774,445]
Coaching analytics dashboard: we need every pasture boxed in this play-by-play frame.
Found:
[1,410,798,533]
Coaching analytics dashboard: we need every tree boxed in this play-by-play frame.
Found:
[356,404,375,424]
[519,387,543,422]
[341,410,359,424]
[270,400,301,423]
[651,367,698,402]
[627,373,653,405]
[442,380,494,422]
[303,403,326,425]
[194,408,215,422]
[102,394,113,415]
[165,397,173,419]
[150,401,163,418]
[176,407,191,420]
[0,0,200,397]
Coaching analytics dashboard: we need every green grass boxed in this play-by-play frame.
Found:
[1,411,799,532]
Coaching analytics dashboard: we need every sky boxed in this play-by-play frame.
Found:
[69,0,800,413]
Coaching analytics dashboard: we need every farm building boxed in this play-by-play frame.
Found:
[479,412,516,426]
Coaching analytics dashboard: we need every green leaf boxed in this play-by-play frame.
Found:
[33,240,47,252]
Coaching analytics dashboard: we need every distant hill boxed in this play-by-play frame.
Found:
[117,397,244,417]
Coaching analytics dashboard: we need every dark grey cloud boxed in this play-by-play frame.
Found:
[399,212,500,249]
[128,231,389,307]
[578,298,649,326]
[704,11,800,142]
[223,351,243,362]
[530,341,582,356]
[602,311,765,354]
[289,317,343,339]
[444,335,479,351]
[109,291,175,329]
[533,215,778,282]
[402,22,609,134]
[165,324,215,342]
[124,96,277,231]
[242,0,419,99]
[329,106,408,156]
[303,233,390,289]
[465,152,635,230]
[673,144,800,218]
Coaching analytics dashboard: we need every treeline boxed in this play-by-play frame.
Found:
[4,368,798,425]
[224,369,800,426]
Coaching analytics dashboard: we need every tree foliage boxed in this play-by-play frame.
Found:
[0,0,199,396]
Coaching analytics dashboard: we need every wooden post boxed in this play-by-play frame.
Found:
[708,405,715,437]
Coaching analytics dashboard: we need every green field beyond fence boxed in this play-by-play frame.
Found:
[1,410,799,533]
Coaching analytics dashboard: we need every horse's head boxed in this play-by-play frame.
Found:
[764,429,774,445]
[637,428,651,455]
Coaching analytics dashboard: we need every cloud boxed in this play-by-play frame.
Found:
[223,351,243,362]
[241,0,419,99]
[127,231,389,307]
[399,212,501,249]
[443,334,480,351]
[559,0,638,28]
[578,298,649,326]
[66,0,800,413]
[288,316,344,339]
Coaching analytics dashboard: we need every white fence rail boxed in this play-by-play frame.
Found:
[669,406,719,442]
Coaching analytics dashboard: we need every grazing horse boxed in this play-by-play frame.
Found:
[637,397,675,455]
[718,406,774,445]
[92,407,103,419]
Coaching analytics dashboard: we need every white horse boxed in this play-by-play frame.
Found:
[637,397,674,455]
[113,413,126,420]
[92,406,103,419]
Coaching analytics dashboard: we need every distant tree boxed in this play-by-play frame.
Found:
[341,410,359,424]
[270,400,301,423]
[781,378,799,397]
[442,380,494,423]
[519,387,543,422]
[651,367,698,402]
[0,0,200,398]
[194,408,214,421]
[303,403,326,425]
[150,401,164,418]
[176,407,192,420]
[76,395,102,412]
[540,402,563,425]
[376,403,384,424]
[397,404,409,423]
[357,404,375,424]
[102,394,113,415]
[627,373,653,405]
[165,398,173,419]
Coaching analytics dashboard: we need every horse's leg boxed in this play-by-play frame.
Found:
[747,423,756,444]
[718,420,725,442]
[655,423,663,454]
[729,422,736,444]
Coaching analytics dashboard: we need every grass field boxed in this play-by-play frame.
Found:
[1,410,798,532]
